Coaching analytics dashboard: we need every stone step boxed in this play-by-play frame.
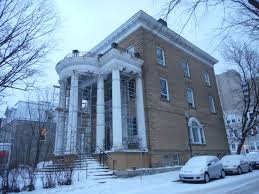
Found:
[94,173,114,176]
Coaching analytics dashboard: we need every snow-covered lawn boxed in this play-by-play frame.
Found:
[20,170,259,194]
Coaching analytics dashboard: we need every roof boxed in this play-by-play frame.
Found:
[90,10,218,66]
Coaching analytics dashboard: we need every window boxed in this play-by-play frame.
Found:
[230,144,237,152]
[231,115,236,123]
[237,117,241,122]
[156,47,165,66]
[204,72,210,86]
[186,88,195,108]
[127,116,137,136]
[256,142,259,150]
[190,119,205,144]
[40,128,46,141]
[160,78,169,100]
[128,79,136,100]
[208,96,216,113]
[127,46,135,56]
[228,129,234,138]
[249,142,256,151]
[183,62,190,77]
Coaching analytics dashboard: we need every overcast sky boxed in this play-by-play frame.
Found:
[0,0,229,116]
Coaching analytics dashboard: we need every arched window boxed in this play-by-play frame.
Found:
[189,118,206,144]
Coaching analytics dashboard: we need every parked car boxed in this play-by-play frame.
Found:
[221,154,252,174]
[179,156,225,183]
[246,152,259,168]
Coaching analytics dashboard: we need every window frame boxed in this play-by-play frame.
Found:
[128,79,136,101]
[156,46,165,66]
[230,143,237,152]
[208,95,216,113]
[183,62,191,78]
[189,118,206,145]
[186,88,195,108]
[204,72,210,86]
[160,78,170,101]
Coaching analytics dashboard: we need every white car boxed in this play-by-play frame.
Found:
[221,154,253,174]
[179,156,225,183]
[246,152,259,168]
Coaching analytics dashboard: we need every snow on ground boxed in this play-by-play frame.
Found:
[20,170,259,194]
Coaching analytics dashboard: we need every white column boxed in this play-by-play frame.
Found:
[112,69,123,150]
[54,80,66,155]
[66,72,78,154]
[136,75,147,149]
[96,75,105,152]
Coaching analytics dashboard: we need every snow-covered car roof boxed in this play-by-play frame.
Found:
[221,155,243,160]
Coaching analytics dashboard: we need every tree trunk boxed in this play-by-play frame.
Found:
[236,137,246,154]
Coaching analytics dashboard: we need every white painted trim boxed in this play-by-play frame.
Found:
[208,95,216,113]
[186,88,195,108]
[156,46,166,66]
[160,78,170,101]
[89,10,218,67]
[188,117,206,145]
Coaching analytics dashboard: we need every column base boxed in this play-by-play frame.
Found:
[112,145,124,151]
[54,150,64,156]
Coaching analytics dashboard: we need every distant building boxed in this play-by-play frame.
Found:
[216,70,259,153]
[0,101,56,168]
[54,10,228,170]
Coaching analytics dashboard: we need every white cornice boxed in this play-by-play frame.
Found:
[56,49,143,79]
[90,10,218,66]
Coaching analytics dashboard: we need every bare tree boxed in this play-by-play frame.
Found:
[0,87,58,191]
[222,40,259,154]
[160,0,259,42]
[0,0,58,93]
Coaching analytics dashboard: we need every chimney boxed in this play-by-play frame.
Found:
[157,18,167,27]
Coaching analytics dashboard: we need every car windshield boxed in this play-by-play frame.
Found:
[221,155,241,162]
[185,157,208,167]
[247,152,259,159]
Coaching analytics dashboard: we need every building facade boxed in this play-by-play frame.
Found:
[54,11,229,170]
[0,101,56,168]
[216,70,259,153]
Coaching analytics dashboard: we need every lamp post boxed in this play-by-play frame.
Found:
[184,112,193,158]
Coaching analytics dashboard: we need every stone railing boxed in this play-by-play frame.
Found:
[123,136,142,149]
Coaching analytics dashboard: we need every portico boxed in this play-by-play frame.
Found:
[54,46,147,156]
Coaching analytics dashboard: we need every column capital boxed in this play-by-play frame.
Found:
[136,72,143,79]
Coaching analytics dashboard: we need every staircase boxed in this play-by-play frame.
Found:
[37,155,116,184]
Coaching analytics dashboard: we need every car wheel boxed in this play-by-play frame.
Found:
[204,172,210,183]
[237,167,242,175]
[249,165,253,172]
[220,170,225,178]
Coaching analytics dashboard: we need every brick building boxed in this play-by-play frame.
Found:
[0,101,56,168]
[54,10,229,170]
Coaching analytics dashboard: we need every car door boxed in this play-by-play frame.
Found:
[213,157,222,177]
[240,156,246,171]
[207,157,217,178]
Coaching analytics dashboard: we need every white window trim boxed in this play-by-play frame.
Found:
[183,62,190,77]
[208,96,216,113]
[187,88,195,108]
[204,72,210,86]
[230,143,237,152]
[156,46,165,66]
[188,117,206,144]
[160,78,170,101]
